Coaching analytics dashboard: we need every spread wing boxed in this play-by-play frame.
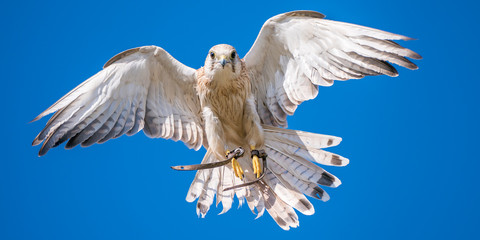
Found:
[244,10,421,127]
[32,46,204,156]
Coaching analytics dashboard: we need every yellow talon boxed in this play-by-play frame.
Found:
[238,160,244,177]
[251,145,262,178]
[232,158,243,180]
[253,155,261,178]
[253,156,257,175]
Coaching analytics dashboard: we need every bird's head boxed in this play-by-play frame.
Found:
[204,44,242,81]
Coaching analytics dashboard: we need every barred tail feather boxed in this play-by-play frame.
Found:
[263,124,349,166]
[262,169,315,215]
[245,185,265,218]
[258,180,299,230]
[262,124,341,149]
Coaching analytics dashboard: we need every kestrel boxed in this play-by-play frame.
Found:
[32,11,421,230]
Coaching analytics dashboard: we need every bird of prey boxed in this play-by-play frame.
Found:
[32,10,421,230]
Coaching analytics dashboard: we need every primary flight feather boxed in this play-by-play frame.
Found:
[32,10,420,230]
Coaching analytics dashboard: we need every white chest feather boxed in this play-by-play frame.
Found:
[196,65,251,145]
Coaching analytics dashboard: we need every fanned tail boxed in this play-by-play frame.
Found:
[185,125,348,230]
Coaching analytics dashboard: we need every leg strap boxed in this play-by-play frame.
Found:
[171,147,245,171]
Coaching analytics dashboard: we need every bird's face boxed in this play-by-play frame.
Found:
[204,44,242,81]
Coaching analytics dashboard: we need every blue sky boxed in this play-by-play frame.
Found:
[1,0,479,239]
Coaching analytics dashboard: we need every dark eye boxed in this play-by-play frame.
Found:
[231,51,236,59]
[209,52,215,59]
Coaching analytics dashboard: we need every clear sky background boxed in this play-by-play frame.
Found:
[1,0,479,239]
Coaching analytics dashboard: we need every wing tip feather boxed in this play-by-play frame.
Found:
[30,116,42,123]
[32,138,42,146]
[30,110,52,123]
[410,52,423,60]
[38,145,49,157]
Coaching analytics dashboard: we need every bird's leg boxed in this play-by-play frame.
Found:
[251,146,267,178]
[227,149,244,180]
[242,96,266,179]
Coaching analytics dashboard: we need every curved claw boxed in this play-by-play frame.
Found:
[232,158,244,180]
[252,155,261,178]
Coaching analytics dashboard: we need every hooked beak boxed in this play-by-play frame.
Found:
[218,55,228,68]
